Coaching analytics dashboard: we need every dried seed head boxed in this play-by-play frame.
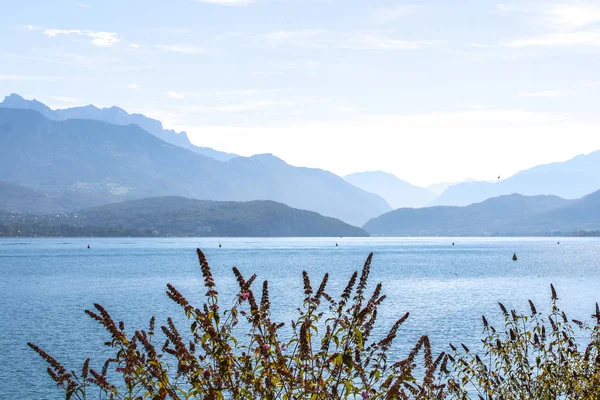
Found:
[302,271,312,297]
[197,248,217,295]
[356,253,373,300]
[528,300,537,315]
[498,302,508,316]
[315,273,329,301]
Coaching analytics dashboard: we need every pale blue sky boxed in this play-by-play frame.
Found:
[3,0,600,185]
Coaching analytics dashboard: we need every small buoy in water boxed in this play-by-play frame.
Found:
[452,242,455,246]
[219,243,222,248]
[87,244,90,249]
[558,241,560,244]
[512,253,518,261]
[335,242,338,247]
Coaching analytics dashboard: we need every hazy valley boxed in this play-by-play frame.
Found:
[1,94,600,237]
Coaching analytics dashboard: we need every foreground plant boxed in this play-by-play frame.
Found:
[446,285,600,399]
[30,249,446,399]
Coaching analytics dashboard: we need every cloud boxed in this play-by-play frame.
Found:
[0,75,23,80]
[44,29,82,37]
[518,90,564,98]
[128,83,138,89]
[500,2,600,48]
[337,106,359,113]
[191,101,275,113]
[130,43,141,48]
[52,96,79,103]
[43,28,121,46]
[166,91,185,99]
[497,2,600,28]
[508,30,600,47]
[547,3,600,29]
[195,0,253,5]
[356,33,439,50]
[263,30,440,50]
[371,5,425,25]
[158,44,205,54]
[87,32,120,46]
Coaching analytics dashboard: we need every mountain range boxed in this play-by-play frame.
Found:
[0,196,368,237]
[432,152,600,206]
[426,179,475,196]
[344,171,437,209]
[0,106,390,226]
[0,93,237,161]
[2,93,600,235]
[363,190,600,236]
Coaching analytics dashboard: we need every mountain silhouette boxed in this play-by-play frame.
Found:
[363,193,579,236]
[0,108,390,226]
[344,171,436,209]
[0,93,237,161]
[432,151,600,207]
[0,196,369,237]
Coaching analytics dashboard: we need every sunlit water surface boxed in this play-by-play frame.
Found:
[2,237,600,399]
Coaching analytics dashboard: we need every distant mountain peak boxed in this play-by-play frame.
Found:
[5,93,24,101]
[344,170,436,209]
[252,153,280,159]
[0,93,238,162]
[244,153,286,164]
[347,170,399,179]
[0,107,391,226]
[432,150,600,207]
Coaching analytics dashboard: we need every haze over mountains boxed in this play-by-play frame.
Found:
[0,105,390,226]
[1,93,600,236]
[426,179,475,196]
[344,171,436,209]
[432,152,600,207]
[364,190,600,236]
[0,93,237,162]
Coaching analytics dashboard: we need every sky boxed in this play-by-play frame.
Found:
[2,0,600,186]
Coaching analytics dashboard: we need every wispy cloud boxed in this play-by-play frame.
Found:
[518,90,565,98]
[158,44,205,54]
[497,2,600,28]
[192,100,275,113]
[508,30,600,47]
[357,33,439,50]
[470,42,490,48]
[500,2,600,47]
[44,29,82,36]
[166,91,185,99]
[52,96,80,103]
[87,32,120,46]
[545,2,600,29]
[128,83,138,89]
[263,29,440,50]
[195,0,253,5]
[371,5,425,25]
[43,28,121,46]
[337,106,359,113]
[0,75,23,80]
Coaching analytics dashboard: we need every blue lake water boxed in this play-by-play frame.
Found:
[2,237,600,399]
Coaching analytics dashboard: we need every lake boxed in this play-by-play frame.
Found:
[2,237,600,399]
